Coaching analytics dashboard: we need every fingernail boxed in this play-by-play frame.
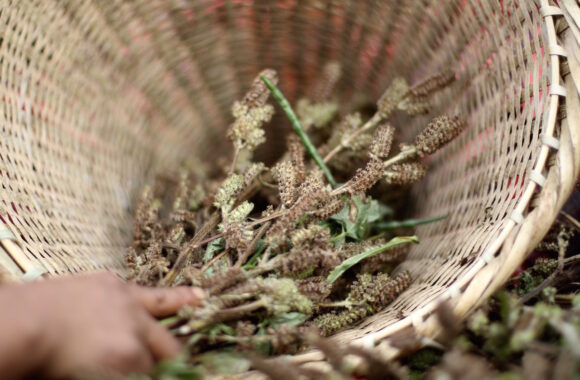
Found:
[191,287,206,301]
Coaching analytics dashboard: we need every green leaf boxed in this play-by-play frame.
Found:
[373,214,447,231]
[203,238,225,263]
[327,235,419,283]
[152,355,204,380]
[330,196,385,241]
[242,240,266,270]
[366,199,393,223]
[204,323,236,343]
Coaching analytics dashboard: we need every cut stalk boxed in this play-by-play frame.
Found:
[323,113,382,163]
[261,75,337,187]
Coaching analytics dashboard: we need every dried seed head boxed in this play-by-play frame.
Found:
[348,132,373,152]
[266,178,328,247]
[296,277,333,302]
[346,158,384,194]
[324,113,361,155]
[360,245,410,273]
[384,162,427,185]
[228,102,275,151]
[243,68,278,107]
[166,223,186,246]
[314,306,369,337]
[399,97,431,115]
[202,267,245,293]
[133,185,161,247]
[242,162,266,187]
[349,270,412,311]
[348,273,389,304]
[408,69,455,99]
[291,224,329,248]
[273,160,298,207]
[287,135,306,184]
[370,124,394,159]
[296,99,339,130]
[225,201,254,225]
[343,112,363,131]
[214,174,244,215]
[374,270,412,308]
[415,115,466,157]
[313,61,342,101]
[223,222,254,252]
[172,170,190,212]
[377,77,409,118]
[314,196,346,220]
[262,277,312,314]
[125,247,139,280]
[279,248,323,276]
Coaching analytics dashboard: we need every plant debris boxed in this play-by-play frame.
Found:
[126,64,462,378]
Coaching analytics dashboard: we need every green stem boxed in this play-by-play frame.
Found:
[373,214,448,231]
[261,75,337,187]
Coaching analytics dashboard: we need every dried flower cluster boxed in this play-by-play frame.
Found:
[126,65,464,377]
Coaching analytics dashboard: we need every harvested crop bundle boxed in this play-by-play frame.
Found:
[126,65,465,377]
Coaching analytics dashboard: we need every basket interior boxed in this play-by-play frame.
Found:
[1,0,574,348]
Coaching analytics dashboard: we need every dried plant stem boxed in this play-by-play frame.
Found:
[560,210,580,233]
[162,211,221,285]
[162,202,286,284]
[218,293,255,303]
[258,175,278,189]
[382,146,417,169]
[230,147,241,174]
[323,113,382,163]
[235,222,271,268]
[195,333,271,345]
[201,248,230,273]
[248,211,286,226]
[179,299,268,335]
[214,299,268,320]
[318,300,362,309]
[261,75,337,187]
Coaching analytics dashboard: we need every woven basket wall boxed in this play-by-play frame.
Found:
[1,0,580,367]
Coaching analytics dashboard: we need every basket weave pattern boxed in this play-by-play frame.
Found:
[0,0,579,363]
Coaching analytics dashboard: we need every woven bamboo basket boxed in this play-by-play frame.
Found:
[1,0,580,372]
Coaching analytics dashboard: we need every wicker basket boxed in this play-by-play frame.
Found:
[1,0,579,370]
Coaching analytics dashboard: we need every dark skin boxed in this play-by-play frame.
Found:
[0,272,204,379]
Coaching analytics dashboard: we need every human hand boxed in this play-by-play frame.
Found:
[0,272,204,379]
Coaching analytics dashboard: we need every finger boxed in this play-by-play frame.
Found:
[141,315,182,361]
[98,337,155,376]
[129,286,205,317]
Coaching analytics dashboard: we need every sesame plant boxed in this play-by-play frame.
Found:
[125,64,465,377]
